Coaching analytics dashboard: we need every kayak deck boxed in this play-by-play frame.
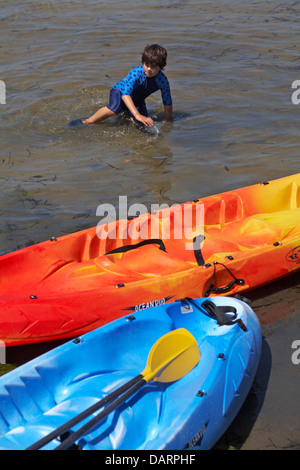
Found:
[0,297,262,450]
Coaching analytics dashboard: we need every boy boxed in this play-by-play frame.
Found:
[71,44,172,127]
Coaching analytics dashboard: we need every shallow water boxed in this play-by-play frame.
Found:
[2,0,300,251]
[1,0,300,450]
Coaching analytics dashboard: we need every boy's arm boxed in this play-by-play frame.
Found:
[164,105,173,122]
[122,95,154,126]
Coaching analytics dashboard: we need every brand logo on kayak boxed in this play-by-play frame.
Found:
[124,295,174,312]
[96,196,204,250]
[0,81,5,104]
[291,340,300,365]
[291,80,300,105]
[184,421,208,448]
[286,246,300,263]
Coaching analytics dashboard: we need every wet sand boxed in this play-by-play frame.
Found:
[216,273,300,450]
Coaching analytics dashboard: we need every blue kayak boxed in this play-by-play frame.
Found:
[0,296,261,450]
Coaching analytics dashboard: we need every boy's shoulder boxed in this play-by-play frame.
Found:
[128,65,144,76]
[156,69,170,85]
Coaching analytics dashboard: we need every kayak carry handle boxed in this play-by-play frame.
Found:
[104,239,166,256]
[204,261,245,297]
[205,278,245,296]
[179,298,248,332]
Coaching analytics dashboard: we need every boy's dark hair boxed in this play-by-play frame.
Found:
[141,44,167,69]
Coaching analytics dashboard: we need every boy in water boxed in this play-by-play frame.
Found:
[72,44,172,127]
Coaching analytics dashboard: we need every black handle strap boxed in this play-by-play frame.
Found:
[205,278,245,296]
[201,299,237,325]
[193,234,205,266]
[204,261,245,297]
[104,239,166,256]
[179,298,248,331]
[201,300,248,331]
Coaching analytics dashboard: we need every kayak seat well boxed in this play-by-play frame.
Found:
[79,194,245,265]
[34,244,194,295]
[202,193,245,226]
[53,208,300,286]
[202,209,300,259]
[100,244,195,276]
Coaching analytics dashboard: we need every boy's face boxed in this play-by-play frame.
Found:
[143,63,161,78]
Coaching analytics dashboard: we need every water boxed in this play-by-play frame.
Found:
[1,0,300,449]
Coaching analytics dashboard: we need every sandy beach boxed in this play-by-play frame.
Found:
[217,272,300,450]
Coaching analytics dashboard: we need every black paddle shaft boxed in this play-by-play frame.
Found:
[26,374,142,450]
[55,377,146,450]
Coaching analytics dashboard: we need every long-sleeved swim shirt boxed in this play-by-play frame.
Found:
[112,65,172,107]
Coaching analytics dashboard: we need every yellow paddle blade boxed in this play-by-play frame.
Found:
[142,328,200,383]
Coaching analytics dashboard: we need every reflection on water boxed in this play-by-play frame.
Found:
[1,0,300,448]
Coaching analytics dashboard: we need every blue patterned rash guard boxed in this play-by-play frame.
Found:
[108,66,172,116]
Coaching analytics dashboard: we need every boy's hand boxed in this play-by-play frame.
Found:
[122,95,153,126]
[135,113,154,127]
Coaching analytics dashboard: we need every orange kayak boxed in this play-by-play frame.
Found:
[1,173,300,347]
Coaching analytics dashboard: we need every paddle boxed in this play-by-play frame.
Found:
[27,328,200,451]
